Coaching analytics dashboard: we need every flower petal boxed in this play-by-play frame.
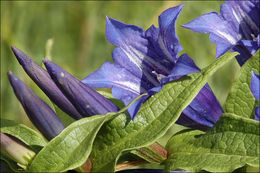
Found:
[250,71,260,100]
[158,4,184,61]
[44,60,118,117]
[183,12,239,57]
[178,84,223,130]
[82,62,147,118]
[221,1,260,40]
[83,61,146,95]
[232,35,260,65]
[8,71,65,140]
[255,106,260,121]
[183,1,260,65]
[162,54,200,84]
[106,17,171,85]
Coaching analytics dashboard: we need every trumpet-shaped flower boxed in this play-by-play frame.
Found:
[183,0,260,66]
[250,71,260,121]
[43,59,118,117]
[83,5,223,131]
[11,46,82,120]
[8,71,65,140]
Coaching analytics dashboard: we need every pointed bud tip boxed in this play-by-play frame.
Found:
[10,46,28,66]
[11,45,16,51]
[7,70,13,76]
[42,58,48,64]
[7,71,18,82]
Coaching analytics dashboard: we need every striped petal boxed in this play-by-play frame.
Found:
[183,0,260,65]
[255,106,260,121]
[250,71,260,100]
[182,12,238,57]
[178,84,223,131]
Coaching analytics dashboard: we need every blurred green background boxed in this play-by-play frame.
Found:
[1,1,239,129]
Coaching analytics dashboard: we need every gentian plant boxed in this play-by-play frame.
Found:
[1,1,259,173]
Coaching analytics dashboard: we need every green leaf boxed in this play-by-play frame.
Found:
[0,119,47,150]
[90,51,239,172]
[164,113,260,172]
[28,113,116,172]
[224,51,260,119]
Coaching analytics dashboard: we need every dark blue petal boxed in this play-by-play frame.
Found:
[106,17,172,84]
[162,54,200,84]
[158,4,184,61]
[232,35,260,65]
[177,84,223,130]
[44,59,118,117]
[11,46,82,120]
[250,71,260,100]
[221,1,260,40]
[8,71,65,141]
[255,106,260,121]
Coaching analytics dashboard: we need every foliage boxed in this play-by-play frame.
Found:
[1,1,259,173]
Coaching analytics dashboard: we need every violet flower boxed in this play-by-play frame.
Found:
[8,71,65,141]
[250,71,260,121]
[82,4,223,131]
[183,0,260,66]
[11,46,82,120]
[43,59,118,117]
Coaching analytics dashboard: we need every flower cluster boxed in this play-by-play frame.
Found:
[2,0,260,172]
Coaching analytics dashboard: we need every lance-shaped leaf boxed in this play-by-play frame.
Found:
[164,113,260,172]
[89,52,238,172]
[43,59,118,117]
[224,50,260,119]
[8,71,65,141]
[11,46,82,120]
[0,133,36,170]
[28,113,117,172]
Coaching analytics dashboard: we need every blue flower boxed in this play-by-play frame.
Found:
[82,5,223,131]
[250,71,260,121]
[8,71,65,140]
[183,0,260,66]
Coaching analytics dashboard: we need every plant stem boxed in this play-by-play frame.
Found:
[115,160,147,171]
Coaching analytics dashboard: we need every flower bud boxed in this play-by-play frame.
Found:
[43,59,118,117]
[0,132,35,170]
[8,71,65,140]
[11,46,82,120]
